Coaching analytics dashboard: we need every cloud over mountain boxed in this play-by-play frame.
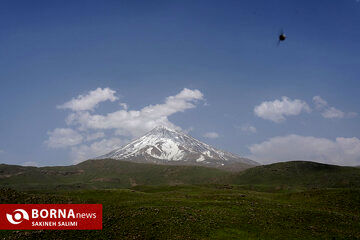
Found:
[46,88,204,163]
[45,128,83,148]
[65,88,203,137]
[57,88,118,111]
[70,138,127,164]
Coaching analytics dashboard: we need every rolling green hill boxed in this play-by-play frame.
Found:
[1,160,360,191]
[0,159,230,190]
[229,161,360,189]
[1,160,360,239]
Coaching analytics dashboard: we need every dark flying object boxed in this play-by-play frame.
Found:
[278,29,286,45]
[279,33,286,41]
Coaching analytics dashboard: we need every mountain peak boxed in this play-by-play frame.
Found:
[152,125,173,131]
[99,126,258,170]
[150,125,179,133]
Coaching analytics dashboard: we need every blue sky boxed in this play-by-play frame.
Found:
[0,0,359,166]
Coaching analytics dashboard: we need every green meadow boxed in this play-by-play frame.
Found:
[1,160,360,239]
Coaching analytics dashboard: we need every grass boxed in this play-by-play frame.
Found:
[229,161,360,189]
[1,160,360,239]
[0,185,359,239]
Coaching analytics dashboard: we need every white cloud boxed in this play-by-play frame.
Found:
[203,132,219,139]
[22,161,39,167]
[254,95,356,122]
[238,124,257,134]
[45,128,83,148]
[313,96,328,110]
[47,87,204,163]
[70,138,127,164]
[312,96,355,119]
[66,88,204,137]
[248,135,360,166]
[322,107,345,119]
[57,87,118,111]
[119,103,128,110]
[254,97,311,123]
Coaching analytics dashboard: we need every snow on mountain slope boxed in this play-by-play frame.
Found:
[98,126,258,170]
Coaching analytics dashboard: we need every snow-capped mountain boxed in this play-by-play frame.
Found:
[98,126,258,171]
